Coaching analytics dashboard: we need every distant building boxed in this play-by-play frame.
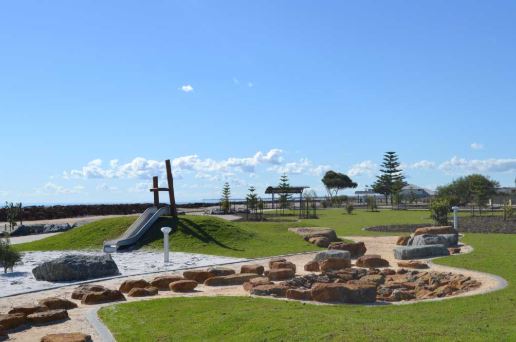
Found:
[496,187,516,195]
[399,184,435,199]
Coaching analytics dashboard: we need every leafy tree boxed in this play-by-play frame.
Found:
[246,186,258,219]
[321,171,357,205]
[0,235,21,273]
[430,198,450,226]
[220,182,231,214]
[4,202,20,232]
[366,196,378,212]
[436,174,499,214]
[278,174,291,214]
[345,203,354,215]
[372,152,406,205]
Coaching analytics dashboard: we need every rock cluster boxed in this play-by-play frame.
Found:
[395,225,460,260]
[288,227,341,248]
[328,241,367,258]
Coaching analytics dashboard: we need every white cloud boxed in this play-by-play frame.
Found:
[439,156,516,174]
[409,160,436,169]
[268,158,330,176]
[470,142,484,150]
[180,84,194,93]
[247,82,253,88]
[348,160,376,177]
[96,183,118,192]
[128,182,151,193]
[39,182,84,195]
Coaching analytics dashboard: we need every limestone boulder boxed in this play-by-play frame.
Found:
[269,261,296,272]
[243,277,273,291]
[268,258,287,268]
[413,226,455,236]
[308,237,331,247]
[408,234,458,248]
[394,245,450,260]
[71,284,108,300]
[240,264,264,275]
[8,305,48,316]
[41,332,92,342]
[204,273,260,286]
[169,280,198,292]
[38,297,77,310]
[356,255,389,268]
[81,289,125,305]
[314,250,350,262]
[250,284,288,297]
[32,254,119,282]
[397,261,429,269]
[328,241,367,258]
[396,236,410,246]
[304,260,320,272]
[27,309,69,325]
[119,279,150,293]
[150,275,184,290]
[128,286,159,297]
[206,267,235,277]
[319,258,351,272]
[267,268,295,281]
[286,288,312,301]
[0,313,26,330]
[183,270,214,283]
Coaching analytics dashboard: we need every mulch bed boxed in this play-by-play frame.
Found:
[365,216,516,234]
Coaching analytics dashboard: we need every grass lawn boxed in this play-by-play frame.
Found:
[99,233,516,341]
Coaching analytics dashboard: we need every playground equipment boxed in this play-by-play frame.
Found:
[103,159,177,253]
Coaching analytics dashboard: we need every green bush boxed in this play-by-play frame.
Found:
[0,236,22,273]
[345,204,354,215]
[503,200,513,221]
[430,198,450,226]
[366,196,378,212]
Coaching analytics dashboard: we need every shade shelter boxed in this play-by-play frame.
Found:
[265,186,308,216]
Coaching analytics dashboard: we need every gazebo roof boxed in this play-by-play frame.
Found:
[265,186,308,194]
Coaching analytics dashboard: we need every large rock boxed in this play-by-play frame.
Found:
[240,264,264,275]
[408,234,458,247]
[150,275,184,290]
[308,237,331,247]
[38,298,77,310]
[396,236,410,246]
[242,277,273,291]
[0,313,26,330]
[32,254,119,282]
[328,241,367,258]
[81,289,125,305]
[269,261,296,272]
[311,283,376,303]
[394,245,450,260]
[169,280,197,292]
[289,227,339,242]
[41,333,92,342]
[268,258,287,268]
[8,305,48,316]
[356,255,389,268]
[128,286,159,297]
[71,284,109,300]
[286,288,312,301]
[206,267,235,277]
[267,268,295,281]
[314,250,351,262]
[304,260,320,272]
[413,226,455,236]
[204,273,260,286]
[119,279,150,293]
[27,309,69,325]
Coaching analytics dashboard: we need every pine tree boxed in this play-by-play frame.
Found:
[278,173,291,214]
[372,152,406,205]
[220,182,231,214]
[246,186,258,218]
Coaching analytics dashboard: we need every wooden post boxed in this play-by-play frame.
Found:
[165,159,178,217]
[152,176,160,207]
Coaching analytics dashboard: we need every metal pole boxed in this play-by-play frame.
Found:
[452,206,459,232]
[161,227,172,263]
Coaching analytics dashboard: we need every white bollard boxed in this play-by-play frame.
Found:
[451,206,459,232]
[161,226,172,263]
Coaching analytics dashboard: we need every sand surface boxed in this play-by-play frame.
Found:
[0,236,507,341]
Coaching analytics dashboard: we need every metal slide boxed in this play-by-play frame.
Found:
[103,206,170,253]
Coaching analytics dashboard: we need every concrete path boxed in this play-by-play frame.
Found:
[9,232,62,245]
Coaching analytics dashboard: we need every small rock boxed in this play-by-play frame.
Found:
[267,268,295,281]
[269,261,296,272]
[150,275,184,290]
[206,267,235,277]
[27,309,69,325]
[71,284,108,300]
[413,226,455,236]
[204,273,260,286]
[286,288,312,301]
[38,298,77,310]
[8,305,48,316]
[240,264,264,275]
[356,255,389,268]
[250,284,288,297]
[319,258,351,272]
[242,277,272,291]
[328,241,367,258]
[304,260,320,272]
[40,332,92,342]
[397,261,429,269]
[308,236,331,247]
[169,280,198,292]
[119,279,150,293]
[128,286,159,297]
[81,289,125,305]
[268,258,287,268]
[396,236,410,246]
[183,270,214,283]
[314,250,351,262]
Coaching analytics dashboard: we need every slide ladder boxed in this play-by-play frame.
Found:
[103,206,169,253]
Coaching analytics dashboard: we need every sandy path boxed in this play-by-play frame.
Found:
[9,233,63,245]
[0,237,507,341]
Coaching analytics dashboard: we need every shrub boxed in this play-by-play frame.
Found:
[503,200,513,221]
[366,196,378,212]
[345,204,354,215]
[0,236,22,273]
[430,198,450,226]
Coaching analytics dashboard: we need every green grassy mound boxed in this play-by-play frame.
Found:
[99,234,516,341]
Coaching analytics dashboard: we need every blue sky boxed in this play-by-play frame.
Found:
[0,1,515,204]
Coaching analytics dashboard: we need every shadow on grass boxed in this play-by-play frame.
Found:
[137,216,243,251]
